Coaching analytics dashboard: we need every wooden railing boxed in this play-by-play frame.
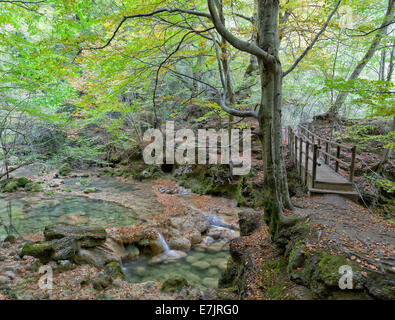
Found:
[287,125,357,187]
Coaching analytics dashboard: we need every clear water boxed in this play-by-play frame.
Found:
[0,195,139,236]
[123,242,230,290]
[63,176,136,193]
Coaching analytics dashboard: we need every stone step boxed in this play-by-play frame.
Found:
[308,188,359,202]
[313,180,354,192]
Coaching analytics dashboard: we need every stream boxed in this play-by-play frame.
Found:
[0,168,236,291]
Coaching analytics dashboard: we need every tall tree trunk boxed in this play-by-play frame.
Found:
[329,0,394,120]
[256,0,295,236]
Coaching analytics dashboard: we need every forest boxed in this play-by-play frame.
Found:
[0,0,394,302]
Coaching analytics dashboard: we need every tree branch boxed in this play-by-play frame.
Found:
[88,8,211,51]
[283,0,342,77]
[207,0,276,64]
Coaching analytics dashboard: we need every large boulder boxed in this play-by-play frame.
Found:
[20,241,55,263]
[160,275,189,293]
[44,224,106,248]
[168,237,191,251]
[238,210,264,236]
[52,237,80,261]
[74,247,118,268]
[105,262,125,280]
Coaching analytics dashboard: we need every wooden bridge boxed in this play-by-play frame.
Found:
[287,125,359,202]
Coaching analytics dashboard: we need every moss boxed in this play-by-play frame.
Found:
[236,176,264,207]
[218,257,245,297]
[105,262,125,280]
[16,177,29,188]
[25,182,43,192]
[57,163,71,176]
[177,165,238,198]
[3,181,18,193]
[160,275,189,293]
[83,187,96,194]
[21,241,55,263]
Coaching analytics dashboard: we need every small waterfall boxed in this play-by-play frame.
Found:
[207,214,235,231]
[155,232,186,261]
[157,232,170,254]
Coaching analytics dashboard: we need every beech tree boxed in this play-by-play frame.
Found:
[86,0,342,237]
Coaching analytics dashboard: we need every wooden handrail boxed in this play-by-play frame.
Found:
[287,125,357,185]
[298,125,354,150]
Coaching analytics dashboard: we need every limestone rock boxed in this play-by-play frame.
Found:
[168,237,191,252]
[44,224,106,248]
[160,275,189,293]
[105,262,125,280]
[74,247,118,268]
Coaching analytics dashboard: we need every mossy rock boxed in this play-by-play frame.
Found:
[105,262,125,280]
[25,182,43,192]
[44,224,106,248]
[177,164,238,198]
[16,177,29,188]
[83,187,96,194]
[57,163,71,176]
[160,275,189,293]
[21,241,55,264]
[92,274,113,290]
[3,181,18,193]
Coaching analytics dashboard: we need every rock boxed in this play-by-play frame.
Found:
[219,260,228,271]
[206,242,226,253]
[0,275,10,288]
[124,244,140,260]
[20,241,55,264]
[57,163,71,177]
[189,231,202,245]
[24,182,43,192]
[74,247,118,268]
[208,268,220,277]
[4,235,16,243]
[3,181,18,193]
[144,281,157,291]
[92,274,113,290]
[83,187,96,194]
[186,255,198,264]
[201,236,215,244]
[100,238,138,262]
[168,237,191,252]
[238,210,264,236]
[105,262,125,280]
[160,275,189,293]
[134,266,146,276]
[192,261,210,270]
[44,224,106,248]
[185,273,200,284]
[207,227,235,241]
[202,277,218,288]
[52,237,80,261]
[57,260,75,271]
[16,177,29,188]
[3,271,15,279]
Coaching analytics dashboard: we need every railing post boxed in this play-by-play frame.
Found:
[325,142,329,165]
[299,137,303,175]
[305,141,309,183]
[349,146,356,182]
[312,144,318,188]
[335,145,341,172]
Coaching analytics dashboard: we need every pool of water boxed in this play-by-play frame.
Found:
[123,242,230,290]
[0,195,139,236]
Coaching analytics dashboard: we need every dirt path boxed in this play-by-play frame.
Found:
[293,194,394,268]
